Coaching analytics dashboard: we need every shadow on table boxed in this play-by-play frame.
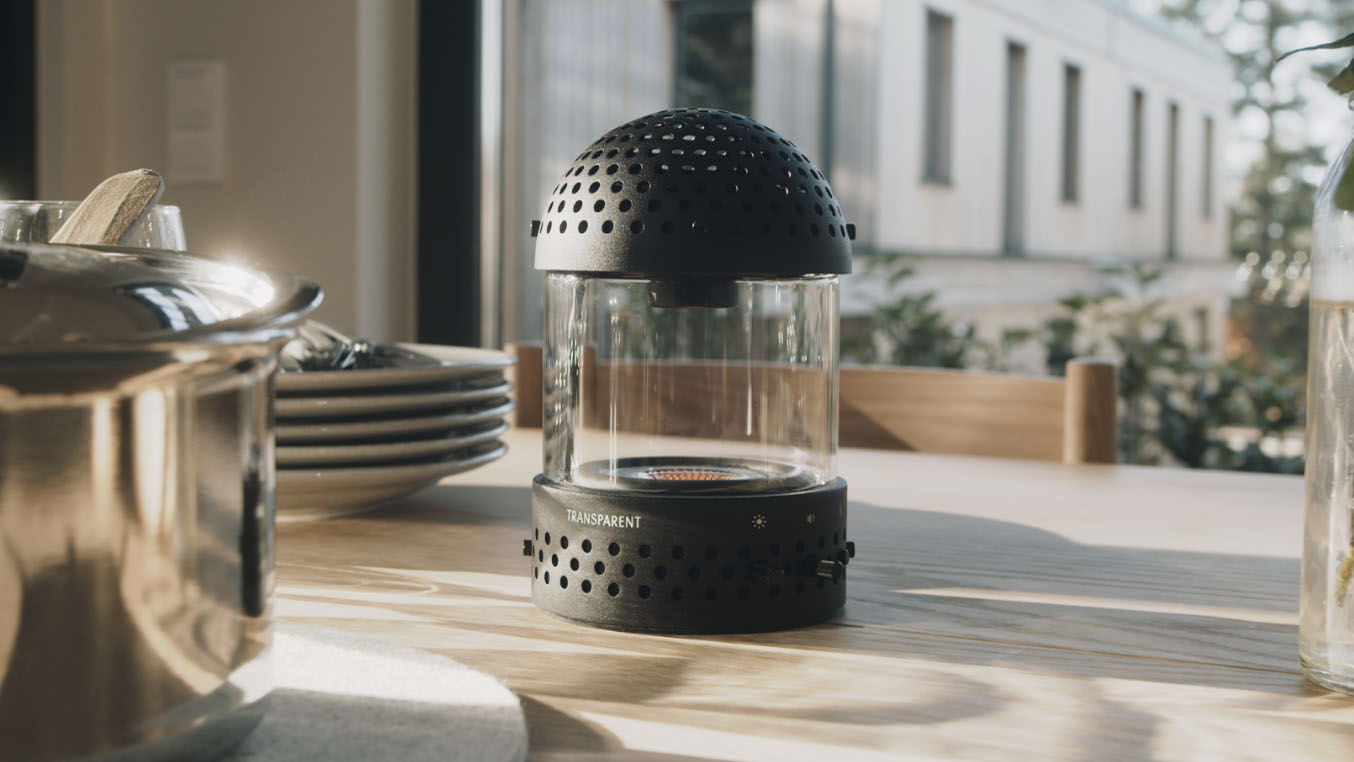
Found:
[713,500,1308,693]
[850,500,1299,612]
[279,486,1347,761]
[520,697,733,762]
[296,489,1321,679]
[331,488,1305,684]
[340,484,1298,612]
[220,687,526,762]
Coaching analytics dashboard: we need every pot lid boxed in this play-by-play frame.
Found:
[532,108,854,277]
[0,243,322,348]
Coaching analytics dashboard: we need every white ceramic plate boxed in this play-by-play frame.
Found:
[276,442,508,521]
[277,421,509,467]
[276,398,514,444]
[278,343,514,393]
[276,380,512,419]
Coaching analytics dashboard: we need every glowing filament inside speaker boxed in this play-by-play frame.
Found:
[639,466,747,482]
[578,456,814,493]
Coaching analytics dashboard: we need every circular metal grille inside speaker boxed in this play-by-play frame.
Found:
[531,108,854,277]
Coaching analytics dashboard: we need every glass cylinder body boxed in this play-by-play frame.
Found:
[542,274,838,494]
[0,200,186,250]
[1302,122,1354,693]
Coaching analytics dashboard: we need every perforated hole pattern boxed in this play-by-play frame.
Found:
[534,108,854,246]
[530,529,852,604]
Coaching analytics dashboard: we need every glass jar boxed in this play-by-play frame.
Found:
[541,273,839,495]
[1301,117,1354,692]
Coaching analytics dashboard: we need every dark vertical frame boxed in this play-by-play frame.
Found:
[1002,41,1026,256]
[1060,63,1081,204]
[1165,101,1179,259]
[921,8,953,185]
[819,0,835,180]
[1129,88,1144,210]
[671,0,754,114]
[0,1,35,200]
[1202,115,1214,220]
[417,0,481,345]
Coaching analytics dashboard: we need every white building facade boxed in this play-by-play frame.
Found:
[500,0,1235,353]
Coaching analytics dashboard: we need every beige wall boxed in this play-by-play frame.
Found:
[37,0,416,341]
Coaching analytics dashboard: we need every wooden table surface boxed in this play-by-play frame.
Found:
[275,428,1354,761]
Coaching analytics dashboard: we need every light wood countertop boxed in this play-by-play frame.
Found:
[276,428,1353,761]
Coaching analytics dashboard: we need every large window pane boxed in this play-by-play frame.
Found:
[1061,63,1081,203]
[1202,115,1214,219]
[674,1,753,113]
[1166,101,1179,258]
[1129,87,1144,210]
[1003,40,1026,254]
[922,9,953,185]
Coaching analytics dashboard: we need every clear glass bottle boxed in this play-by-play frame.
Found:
[1301,114,1354,692]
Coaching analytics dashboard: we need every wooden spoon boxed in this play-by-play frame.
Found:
[49,169,165,246]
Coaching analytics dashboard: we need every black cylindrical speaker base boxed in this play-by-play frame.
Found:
[527,476,850,633]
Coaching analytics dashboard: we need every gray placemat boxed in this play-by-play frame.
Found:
[223,624,528,762]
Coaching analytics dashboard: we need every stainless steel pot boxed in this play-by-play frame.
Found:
[0,243,322,762]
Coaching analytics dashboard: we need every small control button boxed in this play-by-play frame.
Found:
[815,559,845,581]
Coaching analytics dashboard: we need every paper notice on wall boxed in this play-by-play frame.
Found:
[167,61,226,185]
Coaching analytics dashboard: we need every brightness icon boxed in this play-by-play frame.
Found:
[751,514,767,529]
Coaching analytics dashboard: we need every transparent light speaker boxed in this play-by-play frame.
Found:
[525,108,854,633]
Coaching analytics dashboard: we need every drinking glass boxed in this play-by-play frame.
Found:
[0,200,186,250]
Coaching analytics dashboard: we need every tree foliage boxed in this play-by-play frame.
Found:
[847,256,1305,472]
[1159,0,1348,259]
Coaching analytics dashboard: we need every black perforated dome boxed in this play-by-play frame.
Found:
[531,108,853,277]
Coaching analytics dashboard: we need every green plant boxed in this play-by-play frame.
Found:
[1155,2,1348,435]
[854,255,1306,471]
[1040,294,1102,377]
[842,253,988,369]
[1039,264,1189,463]
[1162,1,1350,255]
[1053,265,1306,469]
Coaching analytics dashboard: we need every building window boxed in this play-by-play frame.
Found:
[922,9,954,185]
[1166,101,1180,259]
[1193,306,1212,350]
[673,1,754,115]
[1061,64,1081,203]
[1202,116,1214,219]
[1003,41,1027,255]
[1129,88,1144,210]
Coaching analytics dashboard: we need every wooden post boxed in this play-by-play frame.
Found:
[506,340,543,428]
[1062,358,1118,464]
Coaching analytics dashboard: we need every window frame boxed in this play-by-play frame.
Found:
[416,0,483,346]
[1002,40,1027,255]
[671,0,755,114]
[1060,62,1082,204]
[921,8,954,186]
[1129,87,1144,211]
[0,0,33,201]
[1165,100,1180,259]
[1202,115,1214,220]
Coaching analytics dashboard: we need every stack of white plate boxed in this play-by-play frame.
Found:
[275,344,515,520]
